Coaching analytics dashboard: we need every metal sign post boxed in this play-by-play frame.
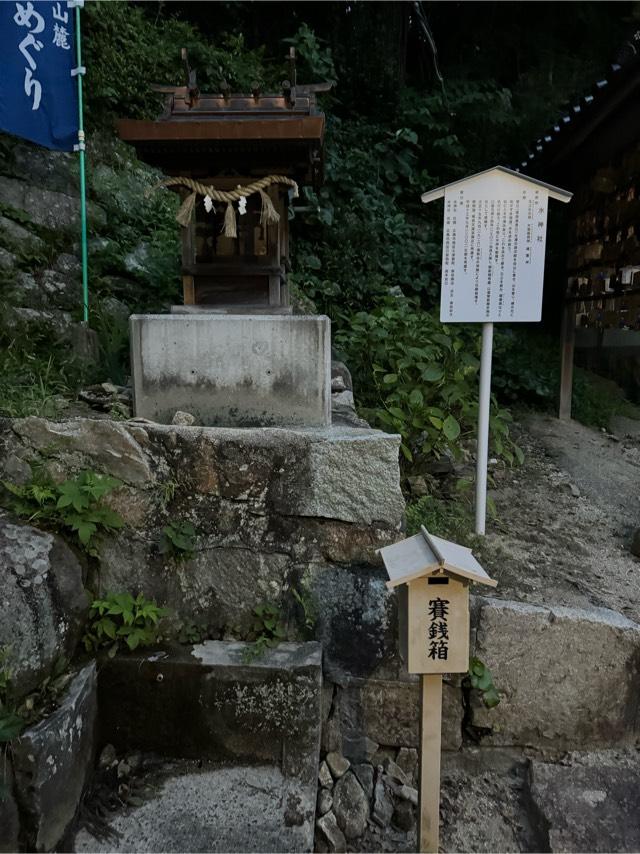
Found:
[421,166,572,534]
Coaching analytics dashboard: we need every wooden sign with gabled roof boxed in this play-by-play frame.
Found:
[379,527,495,675]
[378,527,497,853]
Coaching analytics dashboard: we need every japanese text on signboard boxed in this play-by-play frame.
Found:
[440,174,549,324]
[427,596,449,661]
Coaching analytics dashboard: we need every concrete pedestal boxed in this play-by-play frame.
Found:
[130,314,331,427]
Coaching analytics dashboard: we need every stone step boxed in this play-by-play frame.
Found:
[74,760,314,853]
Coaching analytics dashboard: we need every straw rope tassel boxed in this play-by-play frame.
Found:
[176,191,196,227]
[259,189,280,226]
[223,200,237,238]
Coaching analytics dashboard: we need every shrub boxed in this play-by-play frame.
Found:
[335,298,520,465]
[83,592,168,656]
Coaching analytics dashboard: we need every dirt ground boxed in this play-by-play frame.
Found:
[479,411,640,622]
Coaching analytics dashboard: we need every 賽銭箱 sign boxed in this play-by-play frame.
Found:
[422,166,571,324]
[378,527,496,853]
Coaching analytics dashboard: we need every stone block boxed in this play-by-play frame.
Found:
[472,598,640,748]
[97,642,322,786]
[0,760,20,853]
[129,314,331,427]
[12,663,98,852]
[528,757,640,852]
[0,513,88,698]
[329,676,463,751]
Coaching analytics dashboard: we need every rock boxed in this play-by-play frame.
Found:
[12,663,98,852]
[0,513,88,698]
[331,361,352,392]
[326,751,350,780]
[352,764,374,801]
[392,800,416,833]
[342,734,379,765]
[407,475,429,497]
[319,760,333,789]
[0,760,20,853]
[172,410,196,426]
[9,306,73,336]
[569,483,581,498]
[0,247,17,270]
[382,757,408,785]
[396,747,419,787]
[53,253,81,276]
[473,598,640,748]
[0,215,44,250]
[12,416,153,485]
[332,677,463,751]
[528,758,640,852]
[0,175,105,231]
[1,452,32,485]
[331,375,346,392]
[124,242,151,275]
[630,529,640,558]
[371,772,394,828]
[98,743,117,769]
[11,145,77,195]
[332,771,369,839]
[317,788,333,816]
[70,325,100,363]
[316,811,346,853]
[101,296,131,325]
[393,784,418,806]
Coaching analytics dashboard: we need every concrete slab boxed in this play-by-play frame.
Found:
[74,761,315,853]
[130,314,331,427]
[98,642,323,785]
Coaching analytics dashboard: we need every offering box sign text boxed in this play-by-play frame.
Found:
[440,173,549,324]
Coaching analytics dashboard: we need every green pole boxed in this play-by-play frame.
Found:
[74,2,89,324]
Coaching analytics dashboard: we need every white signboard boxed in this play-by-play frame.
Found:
[439,172,549,324]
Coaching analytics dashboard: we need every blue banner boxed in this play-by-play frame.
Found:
[0,1,79,151]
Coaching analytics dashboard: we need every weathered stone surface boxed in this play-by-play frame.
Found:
[326,752,350,780]
[332,677,463,751]
[309,565,396,681]
[0,215,44,250]
[382,757,408,785]
[316,811,346,853]
[9,306,73,336]
[317,788,333,816]
[473,598,640,748]
[352,764,374,802]
[528,757,640,852]
[0,247,17,269]
[12,417,153,485]
[171,410,196,426]
[0,760,20,853]
[371,773,394,828]
[392,800,416,833]
[0,513,88,697]
[130,314,332,428]
[99,642,322,786]
[12,663,97,852]
[75,762,315,854]
[332,771,369,839]
[318,761,333,789]
[0,175,105,230]
[396,747,419,787]
[341,734,379,765]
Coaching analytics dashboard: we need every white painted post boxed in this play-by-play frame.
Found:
[475,321,493,535]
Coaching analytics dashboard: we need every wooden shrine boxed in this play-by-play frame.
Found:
[378,527,496,853]
[117,50,330,312]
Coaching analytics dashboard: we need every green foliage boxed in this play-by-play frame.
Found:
[243,602,287,662]
[284,23,336,84]
[83,592,168,657]
[0,338,75,419]
[406,493,476,545]
[160,520,197,561]
[176,620,212,645]
[335,298,519,465]
[83,3,280,122]
[291,585,316,635]
[2,470,123,552]
[466,657,500,709]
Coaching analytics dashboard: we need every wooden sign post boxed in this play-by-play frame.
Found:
[421,166,572,534]
[378,528,497,852]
